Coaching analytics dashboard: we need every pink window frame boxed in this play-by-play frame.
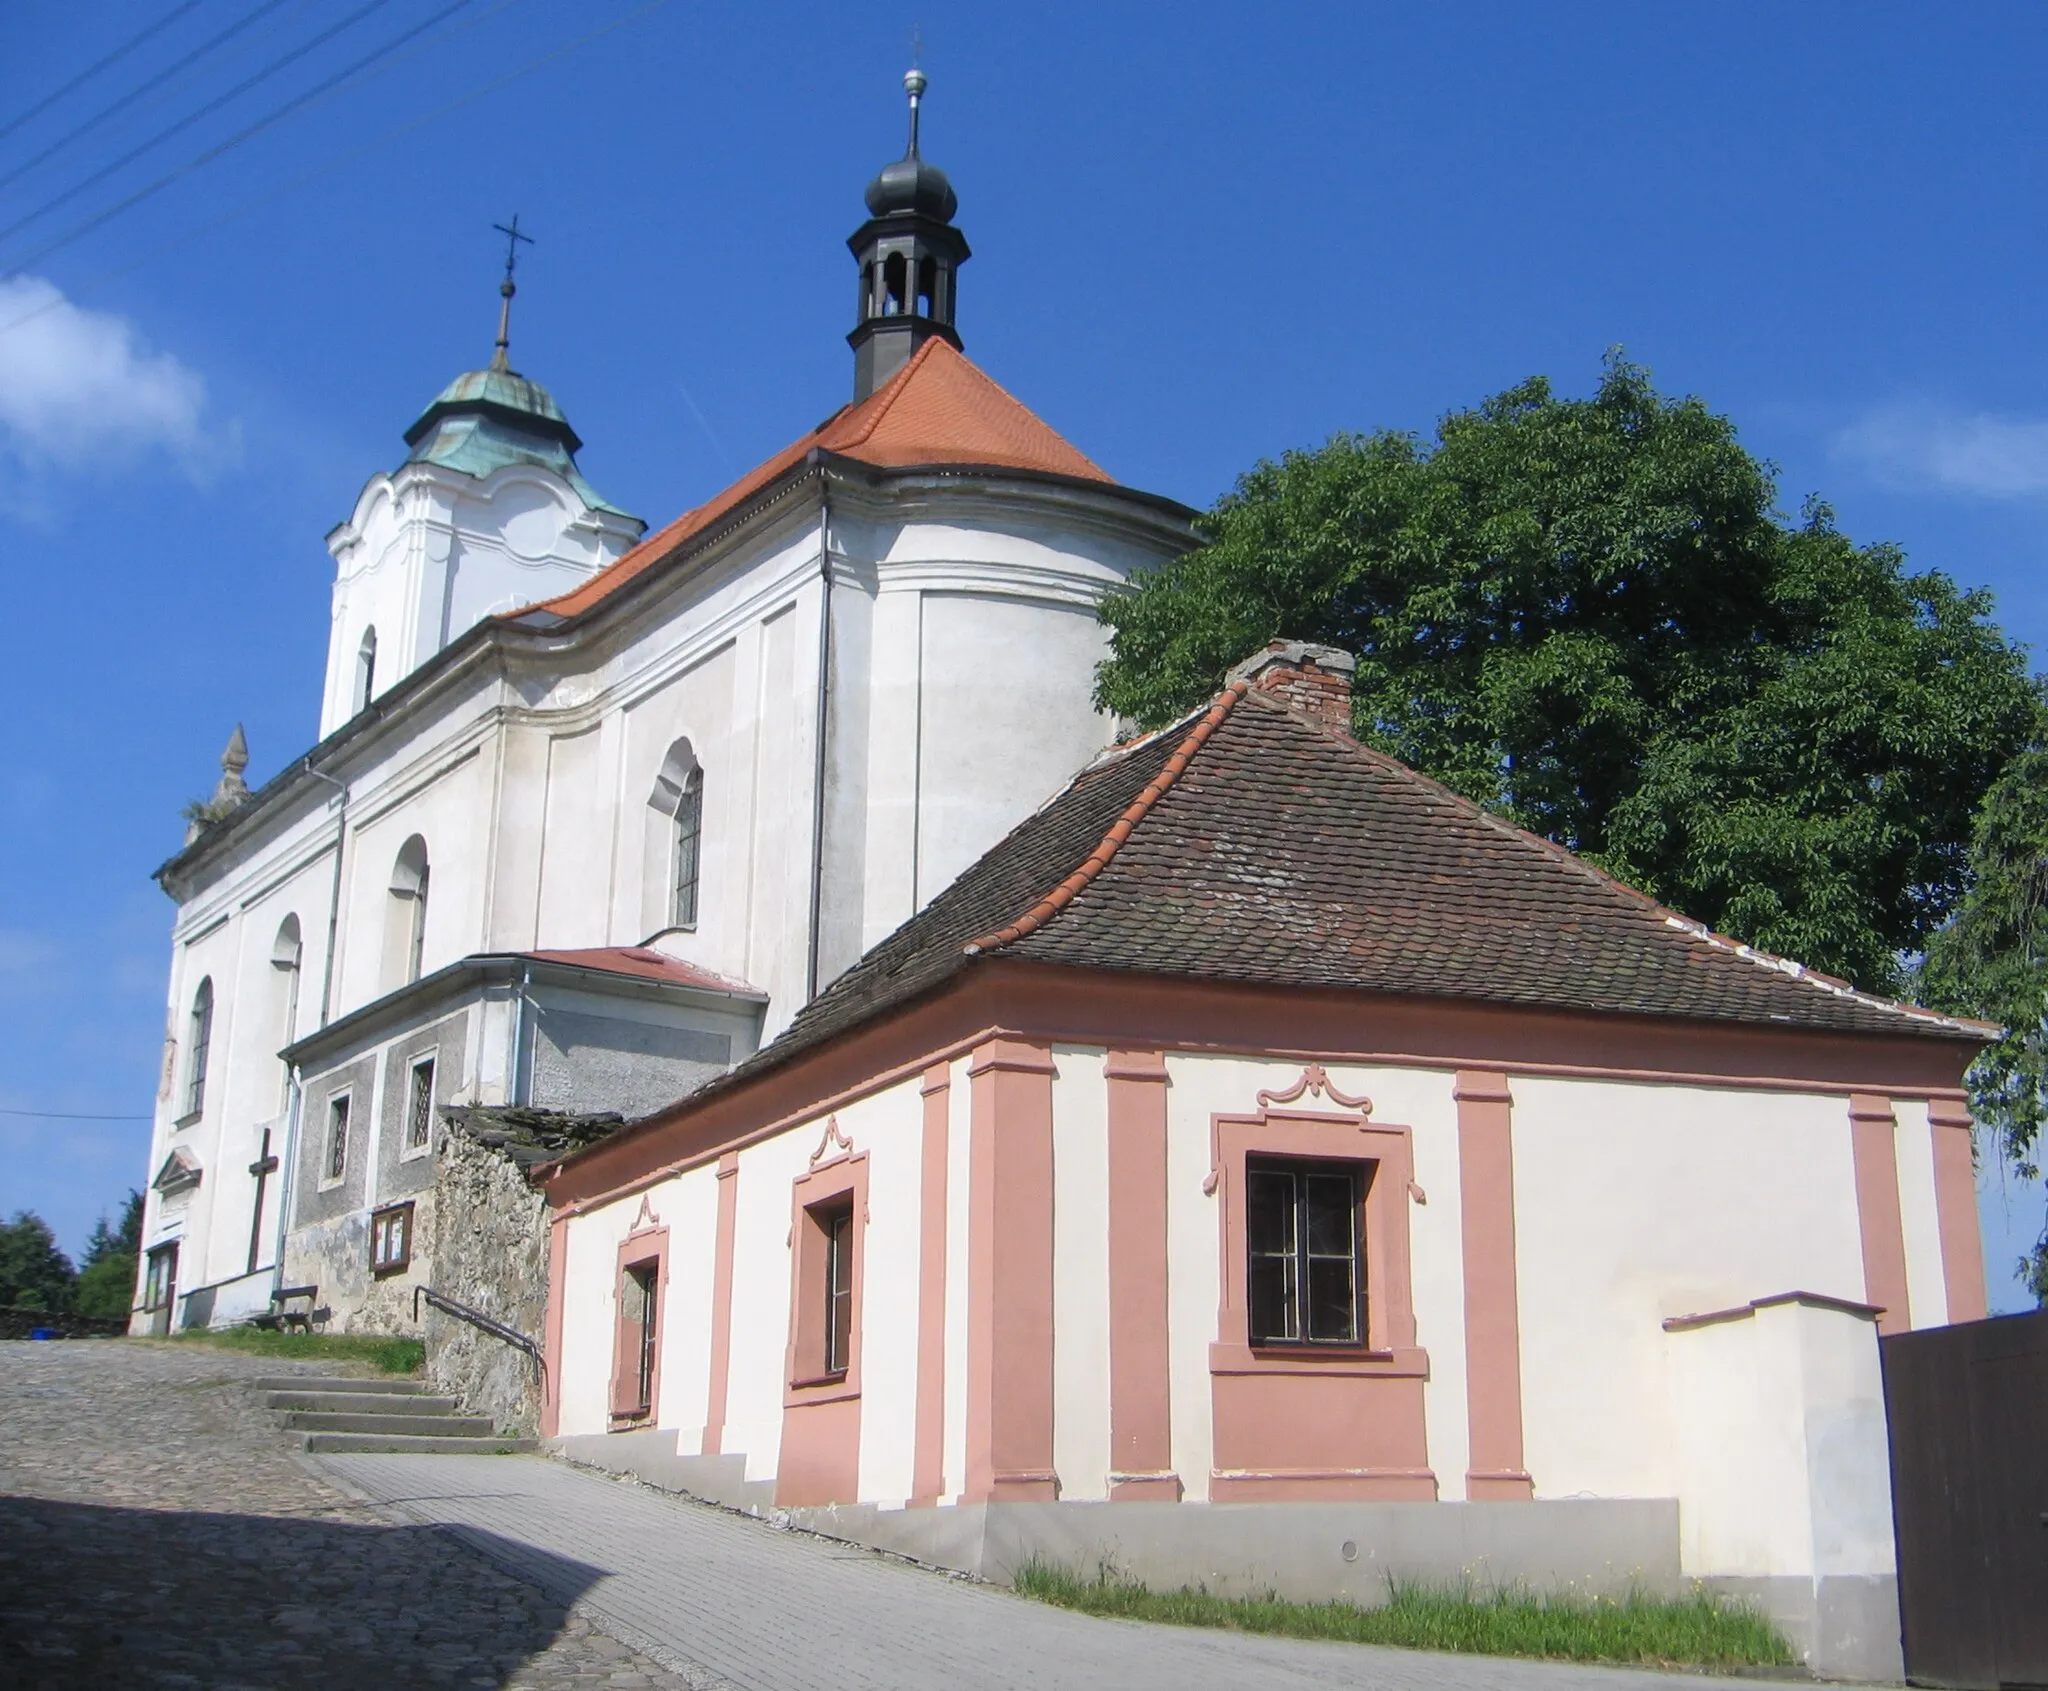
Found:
[783,1150,868,1408]
[609,1225,668,1427]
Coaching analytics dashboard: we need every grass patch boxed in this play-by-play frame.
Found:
[1013,1563,1796,1669]
[172,1328,424,1375]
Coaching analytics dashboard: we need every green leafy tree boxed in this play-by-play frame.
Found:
[1922,707,2048,1298]
[0,1211,75,1312]
[1097,357,2036,993]
[73,1189,144,1320]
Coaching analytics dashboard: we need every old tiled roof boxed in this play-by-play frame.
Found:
[512,339,1109,623]
[740,681,1989,1076]
[523,946,763,997]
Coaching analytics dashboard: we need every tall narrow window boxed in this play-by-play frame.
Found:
[272,917,302,1111]
[184,978,214,1120]
[325,1093,351,1182]
[618,1261,659,1417]
[823,1203,855,1376]
[355,627,377,714]
[388,835,430,987]
[648,740,705,933]
[671,767,703,928]
[406,1057,435,1152]
[1245,1158,1365,1347]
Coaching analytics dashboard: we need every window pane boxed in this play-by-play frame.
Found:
[1246,1168,1295,1256]
[408,1061,434,1149]
[1307,1254,1359,1343]
[1304,1172,1356,1257]
[1248,1249,1297,1343]
[825,1208,853,1374]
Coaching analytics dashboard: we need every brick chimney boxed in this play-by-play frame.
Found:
[1226,640,1357,735]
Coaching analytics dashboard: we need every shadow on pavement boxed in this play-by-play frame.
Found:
[0,1493,605,1689]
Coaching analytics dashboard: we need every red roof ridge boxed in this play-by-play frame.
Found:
[963,681,1251,955]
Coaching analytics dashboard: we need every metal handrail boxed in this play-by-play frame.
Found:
[413,1284,545,1384]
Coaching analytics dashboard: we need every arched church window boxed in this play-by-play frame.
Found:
[388,836,430,987]
[272,916,302,1109]
[883,252,908,316]
[648,740,705,932]
[861,261,876,320]
[916,255,936,318]
[355,628,378,715]
[184,977,214,1120]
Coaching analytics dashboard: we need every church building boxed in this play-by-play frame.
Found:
[138,72,1990,1683]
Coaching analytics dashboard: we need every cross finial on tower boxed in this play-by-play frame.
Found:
[490,213,534,372]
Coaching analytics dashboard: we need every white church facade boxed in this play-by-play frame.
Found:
[133,73,1194,1339]
[135,74,1995,1683]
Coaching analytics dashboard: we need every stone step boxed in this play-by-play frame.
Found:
[252,1374,430,1395]
[262,1390,463,1415]
[281,1410,496,1437]
[301,1430,537,1455]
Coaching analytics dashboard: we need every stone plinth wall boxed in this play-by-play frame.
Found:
[425,1122,549,1435]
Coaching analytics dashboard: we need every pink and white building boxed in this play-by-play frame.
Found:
[540,644,1989,1683]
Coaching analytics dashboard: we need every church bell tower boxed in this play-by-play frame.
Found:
[848,68,971,400]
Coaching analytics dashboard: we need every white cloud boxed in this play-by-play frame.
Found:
[1833,402,2048,499]
[0,275,227,480]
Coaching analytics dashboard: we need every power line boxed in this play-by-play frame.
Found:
[0,0,298,200]
[0,1108,154,1122]
[0,0,669,352]
[3,0,504,277]
[0,0,206,147]
[0,0,403,255]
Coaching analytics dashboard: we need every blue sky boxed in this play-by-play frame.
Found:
[3,1,2045,1301]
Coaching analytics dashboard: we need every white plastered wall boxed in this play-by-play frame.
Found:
[1510,1077,1866,1501]
[1158,1054,1469,1503]
[557,1173,683,1438]
[1892,1098,1949,1329]
[658,1164,721,1453]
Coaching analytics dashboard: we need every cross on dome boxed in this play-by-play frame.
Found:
[490,213,534,373]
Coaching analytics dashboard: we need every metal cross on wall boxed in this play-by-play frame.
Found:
[246,1128,279,1277]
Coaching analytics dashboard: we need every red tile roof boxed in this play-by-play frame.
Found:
[735,683,1994,1076]
[522,947,763,998]
[515,340,1110,622]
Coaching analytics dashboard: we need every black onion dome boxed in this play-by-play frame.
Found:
[864,154,957,222]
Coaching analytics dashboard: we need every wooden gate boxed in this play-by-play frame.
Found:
[1882,1309,2048,1687]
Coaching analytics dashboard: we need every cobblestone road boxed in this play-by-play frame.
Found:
[0,1340,697,1689]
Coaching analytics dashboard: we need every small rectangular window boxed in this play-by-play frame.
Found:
[143,1242,178,1310]
[622,1261,658,1416]
[824,1204,855,1376]
[325,1093,350,1182]
[1246,1158,1365,1347]
[370,1202,413,1274]
[406,1057,435,1152]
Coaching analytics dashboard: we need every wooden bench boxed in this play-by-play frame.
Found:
[250,1285,319,1333]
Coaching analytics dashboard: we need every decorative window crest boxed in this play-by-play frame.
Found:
[630,1194,663,1234]
[1256,1063,1373,1113]
[1208,1065,1422,1202]
[808,1116,855,1167]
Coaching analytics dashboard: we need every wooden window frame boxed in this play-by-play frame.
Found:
[1210,1107,1424,1378]
[142,1241,178,1311]
[609,1225,668,1426]
[784,1149,867,1408]
[369,1201,414,1276]
[402,1056,436,1158]
[1244,1156,1368,1349]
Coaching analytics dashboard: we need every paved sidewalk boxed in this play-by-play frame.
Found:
[0,1341,691,1688]
[326,1452,1791,1691]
